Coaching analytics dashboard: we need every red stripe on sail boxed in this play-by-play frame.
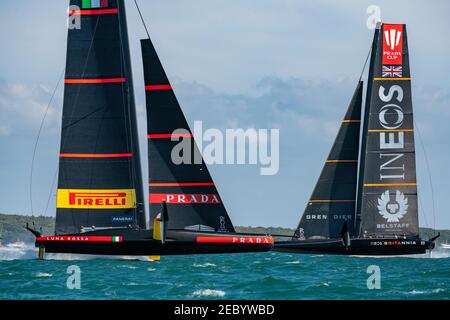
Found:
[196,236,274,245]
[60,153,133,158]
[69,9,119,16]
[147,133,193,139]
[149,193,222,204]
[149,182,215,187]
[145,84,172,91]
[64,78,126,84]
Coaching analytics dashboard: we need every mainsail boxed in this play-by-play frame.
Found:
[55,0,145,234]
[293,82,363,240]
[141,38,235,233]
[357,23,419,237]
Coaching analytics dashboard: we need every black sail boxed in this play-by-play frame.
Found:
[55,0,145,235]
[357,23,419,238]
[141,38,235,233]
[293,82,363,240]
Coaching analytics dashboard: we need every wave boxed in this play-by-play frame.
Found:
[0,244,36,260]
[403,288,445,295]
[45,254,153,261]
[124,282,140,286]
[350,249,450,259]
[117,265,138,269]
[193,262,216,268]
[192,289,225,298]
[35,272,52,278]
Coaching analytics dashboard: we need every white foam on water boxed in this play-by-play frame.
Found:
[125,282,140,286]
[427,249,450,259]
[404,288,445,295]
[45,254,151,261]
[117,265,138,269]
[147,268,156,272]
[192,289,225,297]
[193,262,216,268]
[0,244,35,260]
[286,260,301,264]
[0,249,160,261]
[46,253,98,261]
[35,272,53,278]
[350,248,450,259]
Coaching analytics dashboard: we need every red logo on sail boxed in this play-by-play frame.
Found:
[382,24,403,65]
[150,194,222,204]
[69,192,127,206]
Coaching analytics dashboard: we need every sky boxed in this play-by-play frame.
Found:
[0,0,449,230]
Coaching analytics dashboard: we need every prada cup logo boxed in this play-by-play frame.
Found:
[382,24,403,65]
[377,190,408,222]
[384,29,402,50]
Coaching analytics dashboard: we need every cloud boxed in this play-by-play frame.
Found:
[0,125,10,137]
[172,75,356,146]
[0,79,62,137]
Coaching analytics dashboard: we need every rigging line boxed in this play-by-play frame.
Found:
[417,185,430,229]
[44,166,59,216]
[355,40,377,236]
[358,43,373,82]
[414,119,437,235]
[29,69,65,217]
[118,1,139,228]
[133,0,150,39]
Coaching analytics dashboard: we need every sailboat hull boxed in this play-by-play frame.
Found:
[35,229,273,256]
[274,237,431,256]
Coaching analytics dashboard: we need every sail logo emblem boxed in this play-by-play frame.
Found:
[385,29,401,50]
[57,189,136,209]
[382,24,403,65]
[219,216,227,232]
[377,190,408,222]
[382,66,403,78]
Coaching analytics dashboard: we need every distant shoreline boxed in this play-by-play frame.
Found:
[0,212,448,244]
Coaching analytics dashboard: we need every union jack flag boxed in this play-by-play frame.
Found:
[382,65,403,78]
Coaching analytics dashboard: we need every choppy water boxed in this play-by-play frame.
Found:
[1,245,449,300]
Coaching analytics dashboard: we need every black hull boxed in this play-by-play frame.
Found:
[35,229,273,256]
[274,237,430,256]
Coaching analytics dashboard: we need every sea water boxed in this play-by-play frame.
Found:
[0,245,449,300]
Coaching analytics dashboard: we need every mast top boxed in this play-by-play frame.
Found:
[376,20,382,29]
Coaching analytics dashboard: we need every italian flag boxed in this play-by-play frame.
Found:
[112,236,122,243]
[82,0,109,9]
